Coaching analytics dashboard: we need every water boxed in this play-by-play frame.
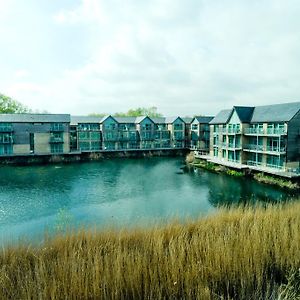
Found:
[0,157,297,244]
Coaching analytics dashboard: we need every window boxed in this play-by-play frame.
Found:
[222,150,226,158]
[51,143,63,153]
[213,148,218,157]
[0,144,12,155]
[174,123,183,130]
[191,124,198,130]
[50,123,64,131]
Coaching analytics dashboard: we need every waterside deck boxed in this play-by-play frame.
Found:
[194,153,300,179]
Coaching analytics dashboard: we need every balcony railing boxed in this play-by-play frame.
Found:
[244,144,264,151]
[0,137,13,144]
[228,143,241,149]
[244,128,287,135]
[247,160,264,167]
[266,163,285,170]
[266,128,287,135]
[50,124,64,132]
[0,126,13,132]
[244,144,286,153]
[228,158,241,164]
[244,128,265,135]
[50,136,64,143]
[266,146,286,153]
[222,128,241,134]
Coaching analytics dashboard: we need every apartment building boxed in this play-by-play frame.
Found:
[190,116,213,152]
[0,114,70,156]
[209,102,300,173]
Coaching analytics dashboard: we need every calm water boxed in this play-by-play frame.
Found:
[0,157,297,244]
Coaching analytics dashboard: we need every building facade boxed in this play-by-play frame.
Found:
[190,116,213,153]
[209,102,300,173]
[0,114,70,156]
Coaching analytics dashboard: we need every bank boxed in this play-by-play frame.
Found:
[0,148,188,165]
[187,151,300,190]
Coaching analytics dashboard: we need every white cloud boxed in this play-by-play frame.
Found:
[3,0,300,116]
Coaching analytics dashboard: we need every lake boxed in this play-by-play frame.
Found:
[0,157,297,244]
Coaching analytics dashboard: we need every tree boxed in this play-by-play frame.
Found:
[0,93,30,113]
[114,107,162,117]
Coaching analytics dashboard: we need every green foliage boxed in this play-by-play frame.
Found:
[89,107,163,118]
[114,106,162,117]
[88,113,106,117]
[254,173,299,190]
[0,93,30,113]
[226,169,244,177]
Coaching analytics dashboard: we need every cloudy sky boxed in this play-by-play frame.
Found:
[0,0,299,116]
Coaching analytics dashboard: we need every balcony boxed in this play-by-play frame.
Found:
[227,143,242,149]
[50,136,64,143]
[244,128,287,136]
[266,146,286,153]
[118,131,138,141]
[244,144,286,154]
[266,128,287,135]
[222,128,242,135]
[244,144,264,151]
[266,163,285,170]
[244,128,265,135]
[247,160,264,167]
[0,137,13,144]
[50,124,64,132]
[0,126,13,132]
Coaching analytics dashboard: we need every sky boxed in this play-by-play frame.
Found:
[0,0,300,116]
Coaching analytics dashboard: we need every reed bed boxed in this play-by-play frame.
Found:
[1,202,300,299]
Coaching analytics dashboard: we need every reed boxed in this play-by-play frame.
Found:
[1,202,300,299]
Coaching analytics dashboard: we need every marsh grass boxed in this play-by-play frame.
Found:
[1,203,300,299]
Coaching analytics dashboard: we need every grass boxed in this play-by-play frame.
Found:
[254,173,299,190]
[1,203,300,299]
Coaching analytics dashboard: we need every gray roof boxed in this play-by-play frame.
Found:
[151,117,166,124]
[251,102,300,122]
[71,116,102,125]
[193,116,214,124]
[0,113,70,123]
[165,116,185,124]
[234,106,254,122]
[114,116,137,123]
[209,109,232,124]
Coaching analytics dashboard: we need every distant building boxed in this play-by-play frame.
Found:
[0,114,70,156]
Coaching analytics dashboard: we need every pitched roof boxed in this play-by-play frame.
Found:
[99,115,118,123]
[151,117,166,124]
[0,113,70,123]
[134,116,155,124]
[114,116,137,123]
[234,106,254,122]
[193,116,214,124]
[165,116,185,124]
[251,102,300,122]
[209,109,232,124]
[71,116,101,125]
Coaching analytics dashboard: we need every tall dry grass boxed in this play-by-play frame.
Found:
[1,203,300,299]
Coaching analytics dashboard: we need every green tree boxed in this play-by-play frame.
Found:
[114,107,162,117]
[0,93,30,113]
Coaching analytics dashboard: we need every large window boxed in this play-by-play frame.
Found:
[78,123,100,131]
[0,144,12,155]
[51,143,63,153]
[0,133,13,143]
